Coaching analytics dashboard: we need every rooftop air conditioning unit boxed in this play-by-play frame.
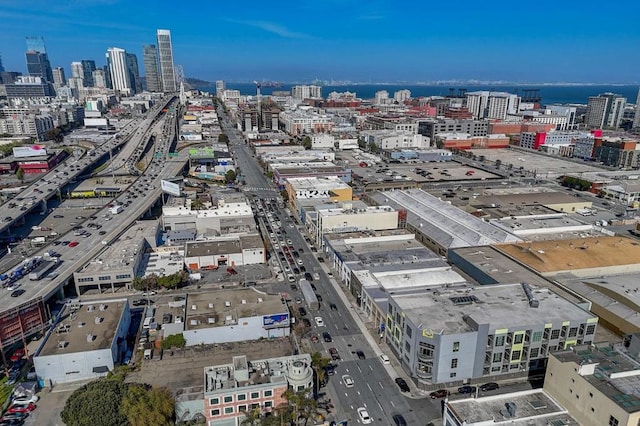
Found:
[208,303,214,309]
[257,298,263,303]
[225,301,231,307]
[208,318,216,324]
[191,304,197,310]
[241,300,247,304]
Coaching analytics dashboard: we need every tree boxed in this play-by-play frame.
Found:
[225,169,237,184]
[240,407,262,426]
[301,136,312,150]
[61,376,129,426]
[45,127,64,143]
[218,133,229,144]
[161,333,186,350]
[15,168,24,183]
[310,352,330,392]
[121,384,175,426]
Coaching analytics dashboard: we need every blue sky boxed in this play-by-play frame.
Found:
[0,0,639,83]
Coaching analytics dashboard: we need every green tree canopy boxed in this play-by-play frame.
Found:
[301,136,312,150]
[225,169,237,184]
[60,376,129,426]
[16,168,24,182]
[121,384,175,426]
[218,133,230,143]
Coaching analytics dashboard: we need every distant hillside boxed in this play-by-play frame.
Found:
[185,77,214,88]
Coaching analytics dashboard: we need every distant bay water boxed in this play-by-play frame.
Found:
[198,83,640,106]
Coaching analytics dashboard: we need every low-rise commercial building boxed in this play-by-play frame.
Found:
[182,289,290,346]
[202,354,313,425]
[34,298,131,385]
[386,283,596,387]
[162,198,255,237]
[183,234,265,270]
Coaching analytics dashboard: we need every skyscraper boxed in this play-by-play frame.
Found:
[142,45,162,92]
[81,60,96,87]
[633,87,640,129]
[52,67,66,85]
[0,54,5,73]
[103,65,112,89]
[92,69,107,88]
[24,36,53,82]
[585,93,626,129]
[26,36,46,53]
[125,53,142,94]
[70,62,84,79]
[106,47,132,95]
[156,29,176,92]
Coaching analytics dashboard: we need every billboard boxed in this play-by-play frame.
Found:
[13,145,47,158]
[83,118,109,127]
[161,180,181,196]
[263,313,289,328]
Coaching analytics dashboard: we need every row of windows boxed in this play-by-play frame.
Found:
[209,390,272,405]
[78,274,132,283]
[491,325,595,347]
[210,401,273,417]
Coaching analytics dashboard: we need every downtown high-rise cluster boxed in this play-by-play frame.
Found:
[0,30,178,96]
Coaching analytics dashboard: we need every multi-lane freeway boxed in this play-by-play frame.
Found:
[218,108,440,425]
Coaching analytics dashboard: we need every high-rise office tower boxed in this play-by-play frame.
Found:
[26,36,47,53]
[142,45,162,92]
[92,69,106,88]
[156,29,176,92]
[633,87,640,129]
[103,65,112,89]
[81,60,96,87]
[125,53,142,94]
[70,62,84,79]
[216,80,225,97]
[585,93,626,129]
[52,67,66,85]
[106,47,132,95]
[0,54,5,73]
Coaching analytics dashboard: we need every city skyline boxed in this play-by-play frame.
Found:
[0,0,639,84]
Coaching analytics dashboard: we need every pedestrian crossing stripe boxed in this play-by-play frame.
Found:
[242,187,277,192]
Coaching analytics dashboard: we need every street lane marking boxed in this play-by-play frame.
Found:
[366,383,372,391]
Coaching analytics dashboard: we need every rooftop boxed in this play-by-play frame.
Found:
[490,214,598,240]
[204,354,312,394]
[287,176,351,191]
[472,190,592,209]
[393,283,593,334]
[447,389,578,425]
[184,288,284,331]
[370,189,521,248]
[184,234,263,257]
[553,343,640,413]
[38,299,127,356]
[496,236,640,275]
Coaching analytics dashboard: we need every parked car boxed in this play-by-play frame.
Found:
[458,385,477,394]
[395,377,410,392]
[325,364,335,375]
[12,394,39,404]
[298,307,307,317]
[329,347,340,360]
[356,350,366,360]
[7,404,35,414]
[322,331,332,342]
[480,382,500,392]
[429,389,449,399]
[379,354,390,364]
[10,349,25,362]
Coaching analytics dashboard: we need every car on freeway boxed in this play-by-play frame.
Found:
[342,374,354,388]
[395,377,410,392]
[10,290,26,298]
[356,350,366,360]
[429,389,449,399]
[314,317,324,327]
[68,241,79,247]
[322,331,332,342]
[392,414,407,426]
[458,385,477,394]
[480,382,499,391]
[357,407,372,424]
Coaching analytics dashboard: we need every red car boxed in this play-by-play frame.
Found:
[226,267,237,275]
[68,241,79,247]
[8,403,36,413]
[429,389,449,399]
[10,348,25,362]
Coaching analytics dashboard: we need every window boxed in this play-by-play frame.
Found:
[115,274,131,279]
[514,334,524,345]
[491,366,501,372]
[609,415,619,426]
[569,327,578,337]
[550,329,560,340]
[223,396,233,403]
[453,342,460,352]
[532,331,543,342]
[264,401,273,408]
[209,397,219,405]
[264,390,273,397]
[98,276,111,281]
[450,372,457,378]
[238,405,247,412]
[250,392,259,399]
[237,394,246,401]
[224,407,234,414]
[530,348,539,358]
[210,409,220,416]
[451,358,458,369]
[78,277,94,282]
[586,324,596,335]
[495,335,505,346]
[511,350,521,361]
[250,403,259,410]
[405,341,411,352]
[493,353,502,363]
[406,325,412,338]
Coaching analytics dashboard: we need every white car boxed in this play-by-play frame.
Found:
[342,374,354,388]
[357,407,372,424]
[12,394,39,404]
[314,316,325,327]
[379,354,390,365]
[297,259,304,265]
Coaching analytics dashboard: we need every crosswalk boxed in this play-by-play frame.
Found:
[242,186,278,192]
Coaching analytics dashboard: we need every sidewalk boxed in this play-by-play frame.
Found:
[318,261,429,399]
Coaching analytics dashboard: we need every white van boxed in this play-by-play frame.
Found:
[143,349,152,360]
[143,317,154,329]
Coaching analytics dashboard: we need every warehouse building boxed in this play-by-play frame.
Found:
[183,234,265,271]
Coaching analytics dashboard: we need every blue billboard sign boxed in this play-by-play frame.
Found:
[263,313,289,328]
